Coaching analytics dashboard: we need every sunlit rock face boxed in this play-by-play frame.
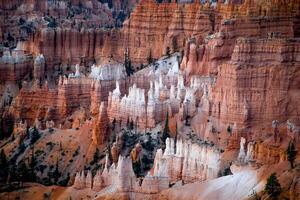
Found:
[92,102,109,147]
[73,137,221,195]
[10,74,93,126]
[106,55,212,130]
[180,0,300,77]
[89,63,127,115]
[33,54,45,82]
[210,38,300,128]
[153,138,221,183]
[0,49,33,82]
[188,36,300,151]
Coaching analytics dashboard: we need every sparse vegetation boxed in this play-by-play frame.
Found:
[0,114,14,139]
[90,148,100,165]
[132,159,142,177]
[227,126,232,134]
[162,112,170,149]
[46,142,55,151]
[73,147,80,157]
[0,149,8,183]
[124,48,134,76]
[147,49,153,64]
[30,127,40,145]
[286,141,297,169]
[249,190,260,200]
[264,173,281,199]
[165,46,171,57]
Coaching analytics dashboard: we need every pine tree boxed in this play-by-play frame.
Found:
[147,49,153,64]
[30,126,40,145]
[0,149,8,182]
[0,118,3,140]
[286,141,297,169]
[29,146,37,182]
[127,117,130,129]
[124,48,133,76]
[18,135,26,154]
[165,46,171,57]
[53,159,61,184]
[8,164,19,186]
[18,160,30,187]
[264,173,281,199]
[162,112,170,147]
[132,159,142,177]
[111,118,116,131]
[91,148,100,165]
[129,119,134,130]
[172,37,178,52]
[174,122,178,154]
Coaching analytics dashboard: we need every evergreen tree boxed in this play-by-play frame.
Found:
[124,48,133,76]
[107,0,113,9]
[126,117,130,129]
[91,148,100,165]
[147,49,153,64]
[8,164,19,186]
[18,160,30,187]
[172,37,178,52]
[165,46,171,57]
[0,149,8,182]
[30,126,40,145]
[264,173,281,199]
[132,159,142,177]
[174,122,178,154]
[111,118,116,131]
[53,159,61,184]
[0,118,3,140]
[18,135,26,154]
[0,114,14,138]
[162,112,170,148]
[129,120,134,130]
[29,146,37,182]
[58,172,70,186]
[25,126,30,136]
[286,141,297,169]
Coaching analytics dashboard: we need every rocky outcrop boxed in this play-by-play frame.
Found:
[210,38,300,129]
[92,102,109,147]
[153,137,221,183]
[73,136,222,195]
[74,155,137,192]
[188,37,300,151]
[180,0,300,77]
[0,49,33,82]
[10,74,92,126]
[90,63,127,115]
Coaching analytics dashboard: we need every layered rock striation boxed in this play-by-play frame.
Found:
[73,137,221,194]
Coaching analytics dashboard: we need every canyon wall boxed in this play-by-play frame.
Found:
[210,38,300,128]
[0,49,33,82]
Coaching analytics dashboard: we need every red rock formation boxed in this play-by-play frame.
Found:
[0,50,33,82]
[92,102,109,147]
[210,38,300,128]
[10,76,92,126]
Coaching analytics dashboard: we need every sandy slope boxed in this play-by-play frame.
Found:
[158,162,299,200]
